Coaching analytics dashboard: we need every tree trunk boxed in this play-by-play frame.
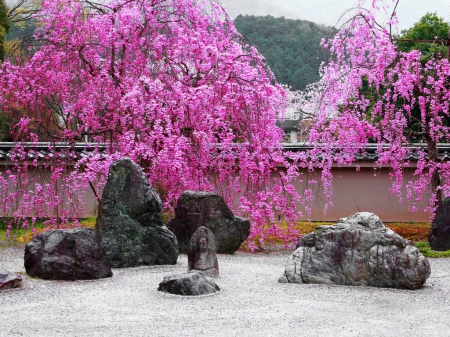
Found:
[427,137,442,206]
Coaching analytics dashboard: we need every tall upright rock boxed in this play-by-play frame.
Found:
[96,158,178,267]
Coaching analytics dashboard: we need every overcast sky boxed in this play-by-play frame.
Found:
[219,0,450,31]
[5,0,450,31]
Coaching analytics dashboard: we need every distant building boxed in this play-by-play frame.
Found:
[277,119,312,143]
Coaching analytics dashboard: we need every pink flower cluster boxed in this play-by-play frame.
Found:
[2,0,446,249]
[0,0,308,249]
[311,0,450,216]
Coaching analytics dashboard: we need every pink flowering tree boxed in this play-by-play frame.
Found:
[0,0,308,249]
[310,0,450,216]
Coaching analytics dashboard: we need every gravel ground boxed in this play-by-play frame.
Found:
[1,246,450,337]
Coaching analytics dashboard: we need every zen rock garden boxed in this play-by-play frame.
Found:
[0,159,434,296]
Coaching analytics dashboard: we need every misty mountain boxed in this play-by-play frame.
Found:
[234,15,336,90]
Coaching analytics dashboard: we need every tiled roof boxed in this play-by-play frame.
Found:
[277,119,300,131]
[0,143,107,161]
[281,143,450,161]
[1,142,450,162]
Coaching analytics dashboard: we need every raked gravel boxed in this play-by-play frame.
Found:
[1,246,450,337]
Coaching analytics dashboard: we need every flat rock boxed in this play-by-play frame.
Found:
[167,191,250,254]
[0,270,22,290]
[158,271,220,296]
[279,212,431,289]
[95,158,178,267]
[24,228,112,280]
[429,197,450,251]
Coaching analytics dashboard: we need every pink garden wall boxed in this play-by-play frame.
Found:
[0,162,432,223]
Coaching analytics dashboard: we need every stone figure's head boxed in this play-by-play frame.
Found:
[189,226,217,255]
[198,237,208,252]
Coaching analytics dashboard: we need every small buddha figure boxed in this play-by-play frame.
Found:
[188,227,219,277]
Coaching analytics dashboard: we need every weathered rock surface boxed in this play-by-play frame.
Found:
[429,197,450,251]
[167,191,250,254]
[96,158,178,268]
[24,228,112,280]
[279,212,431,289]
[0,270,22,290]
[158,271,220,296]
[188,226,219,277]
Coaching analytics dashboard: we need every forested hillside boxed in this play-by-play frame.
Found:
[4,12,336,91]
[6,18,36,41]
[234,15,336,90]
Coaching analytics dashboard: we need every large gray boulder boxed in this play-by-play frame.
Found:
[279,212,430,290]
[24,228,112,280]
[158,271,220,296]
[0,270,22,290]
[96,158,178,267]
[167,191,250,254]
[428,197,450,251]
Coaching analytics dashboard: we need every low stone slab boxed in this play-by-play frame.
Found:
[0,270,22,290]
[158,271,220,296]
[279,212,431,290]
[167,191,250,254]
[24,228,113,280]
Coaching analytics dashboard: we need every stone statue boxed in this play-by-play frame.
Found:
[188,226,219,277]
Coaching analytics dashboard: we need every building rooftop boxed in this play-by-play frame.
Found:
[1,142,450,162]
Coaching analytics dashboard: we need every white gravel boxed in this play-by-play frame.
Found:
[1,246,450,337]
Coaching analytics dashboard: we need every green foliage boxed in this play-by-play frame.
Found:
[414,242,450,258]
[0,0,12,61]
[234,15,336,90]
[396,12,449,59]
[397,13,450,141]
[0,217,97,246]
[0,11,38,141]
[6,17,37,41]
[0,111,12,141]
[360,13,450,144]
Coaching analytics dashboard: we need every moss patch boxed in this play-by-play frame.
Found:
[0,217,97,245]
[384,222,431,242]
[2,218,450,258]
[239,221,448,257]
[414,242,450,258]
